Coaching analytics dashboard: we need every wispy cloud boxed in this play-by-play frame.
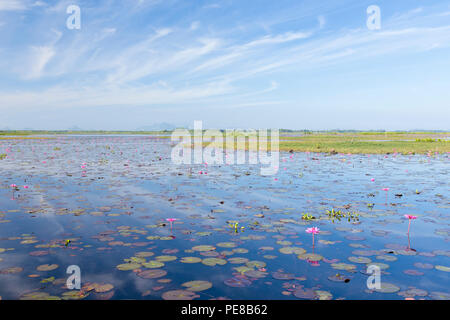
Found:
[0,0,27,11]
[0,0,449,129]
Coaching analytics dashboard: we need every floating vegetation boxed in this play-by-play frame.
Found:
[326,209,360,223]
[0,134,448,300]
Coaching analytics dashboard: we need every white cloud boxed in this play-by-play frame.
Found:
[0,0,27,11]
[27,46,55,79]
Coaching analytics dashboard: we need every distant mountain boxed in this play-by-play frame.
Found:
[136,123,177,131]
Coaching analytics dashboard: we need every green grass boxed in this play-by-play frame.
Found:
[199,132,450,154]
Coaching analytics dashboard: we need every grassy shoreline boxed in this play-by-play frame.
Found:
[1,131,449,154]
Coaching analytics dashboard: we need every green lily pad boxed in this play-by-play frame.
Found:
[374,283,400,293]
[137,269,167,279]
[36,264,59,272]
[116,263,141,271]
[162,290,200,300]
[228,257,249,264]
[435,265,450,272]
[202,258,227,266]
[192,245,216,252]
[182,280,213,292]
[331,263,357,271]
[348,256,372,264]
[180,257,202,263]
[246,260,266,268]
[155,255,177,262]
[217,242,238,248]
[142,261,164,269]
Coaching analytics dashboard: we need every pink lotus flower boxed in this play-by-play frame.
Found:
[306,227,319,248]
[404,215,417,234]
[382,188,389,191]
[23,185,29,189]
[10,184,17,188]
[306,227,320,234]
[371,178,375,182]
[166,218,177,230]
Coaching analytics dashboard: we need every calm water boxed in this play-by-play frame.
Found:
[0,136,449,300]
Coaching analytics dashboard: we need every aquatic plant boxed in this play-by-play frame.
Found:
[404,215,417,234]
[306,227,320,247]
[229,222,245,233]
[0,153,6,160]
[166,218,177,230]
[301,213,315,221]
[326,208,359,223]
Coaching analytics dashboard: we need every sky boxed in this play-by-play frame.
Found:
[0,0,449,130]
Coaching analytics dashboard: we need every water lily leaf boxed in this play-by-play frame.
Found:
[376,255,397,262]
[192,245,216,252]
[331,263,357,271]
[413,262,433,269]
[228,257,249,264]
[155,255,177,262]
[142,261,165,268]
[0,267,23,274]
[162,290,200,300]
[116,262,141,271]
[403,269,424,276]
[20,292,61,300]
[135,251,154,258]
[315,290,333,300]
[374,283,400,293]
[94,283,114,293]
[137,269,167,279]
[246,260,266,268]
[182,280,213,292]
[435,265,450,272]
[36,264,59,271]
[244,270,268,278]
[430,292,450,300]
[297,253,323,262]
[279,247,306,255]
[217,242,237,248]
[232,248,249,254]
[224,277,252,287]
[348,256,371,264]
[272,271,295,280]
[367,262,389,270]
[202,258,227,266]
[180,257,202,263]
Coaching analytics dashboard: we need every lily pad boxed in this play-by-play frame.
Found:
[202,258,227,266]
[36,264,59,271]
[142,261,165,269]
[192,245,216,252]
[137,269,167,279]
[180,257,202,263]
[116,263,141,271]
[162,290,200,300]
[182,280,213,292]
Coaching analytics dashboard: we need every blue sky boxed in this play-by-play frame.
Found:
[0,0,449,130]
